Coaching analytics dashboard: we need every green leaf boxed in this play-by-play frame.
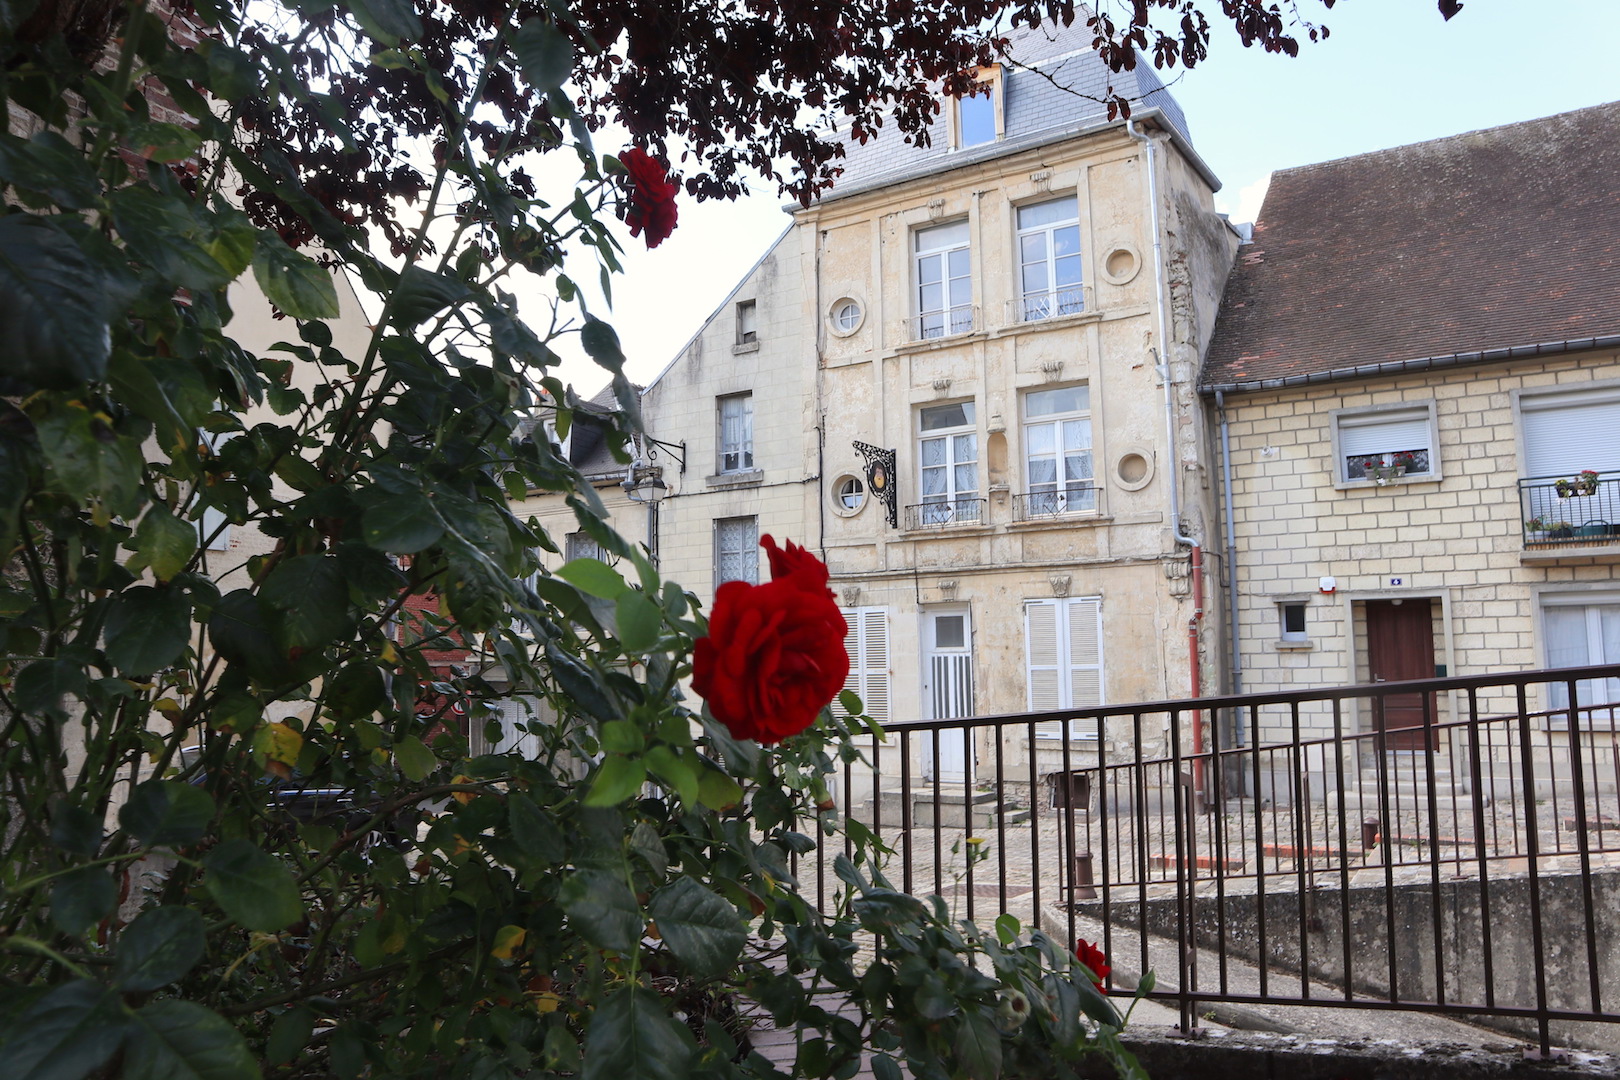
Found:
[323,661,385,719]
[870,1054,903,1080]
[346,0,422,43]
[251,235,340,319]
[133,506,198,582]
[119,780,214,847]
[393,734,437,782]
[17,660,88,720]
[115,906,206,992]
[362,491,445,553]
[558,869,641,953]
[647,878,745,981]
[49,867,118,935]
[583,755,645,807]
[2,979,129,1080]
[205,839,302,932]
[643,745,697,809]
[265,1006,314,1067]
[111,187,234,292]
[104,585,191,676]
[579,317,625,372]
[391,265,468,326]
[952,1010,1002,1080]
[0,131,100,209]
[614,591,661,653]
[581,988,692,1080]
[36,404,143,520]
[695,768,742,811]
[207,590,288,684]
[125,999,259,1080]
[508,793,564,865]
[127,121,204,164]
[48,799,102,857]
[555,557,628,599]
[994,913,1020,945]
[261,555,351,650]
[513,19,574,92]
[0,213,111,388]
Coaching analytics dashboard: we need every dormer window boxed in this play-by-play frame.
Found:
[950,66,1002,149]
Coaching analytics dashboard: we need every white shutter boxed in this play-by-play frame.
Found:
[836,608,889,724]
[1522,391,1620,478]
[1028,597,1103,739]
[1066,597,1102,740]
[1339,410,1429,458]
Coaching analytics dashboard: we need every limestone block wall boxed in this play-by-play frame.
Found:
[1219,349,1620,746]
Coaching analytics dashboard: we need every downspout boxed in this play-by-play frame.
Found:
[1215,390,1246,743]
[814,226,829,563]
[1127,118,1204,804]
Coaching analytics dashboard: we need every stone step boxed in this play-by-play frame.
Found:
[871,785,1031,829]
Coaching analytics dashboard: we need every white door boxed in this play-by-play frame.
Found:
[922,607,974,781]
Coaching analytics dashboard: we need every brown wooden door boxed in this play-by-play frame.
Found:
[1365,599,1437,750]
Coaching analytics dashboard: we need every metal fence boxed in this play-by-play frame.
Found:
[802,665,1620,1055]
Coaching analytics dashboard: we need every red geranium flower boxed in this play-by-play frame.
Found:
[618,147,678,249]
[692,535,849,744]
[1075,939,1110,992]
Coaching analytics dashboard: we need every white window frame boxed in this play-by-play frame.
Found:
[837,607,890,725]
[714,516,759,586]
[913,220,973,339]
[917,401,978,526]
[949,66,1002,149]
[1016,196,1084,321]
[1516,384,1620,479]
[717,392,754,475]
[1329,402,1439,487]
[1021,385,1094,516]
[736,299,757,346]
[1025,597,1103,741]
[1278,601,1309,643]
[1539,590,1620,731]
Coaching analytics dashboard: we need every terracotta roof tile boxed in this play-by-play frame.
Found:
[1201,102,1620,390]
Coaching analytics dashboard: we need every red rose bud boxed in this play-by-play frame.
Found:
[692,536,849,744]
[1074,938,1111,992]
[618,147,679,249]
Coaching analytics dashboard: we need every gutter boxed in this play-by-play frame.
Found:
[1202,334,1620,396]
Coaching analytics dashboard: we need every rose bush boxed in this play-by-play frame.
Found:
[692,535,849,743]
[619,147,680,248]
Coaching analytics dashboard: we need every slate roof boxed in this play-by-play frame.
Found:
[1201,101,1620,392]
[822,18,1202,201]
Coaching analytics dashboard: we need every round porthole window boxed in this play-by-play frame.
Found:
[832,474,867,515]
[830,298,864,336]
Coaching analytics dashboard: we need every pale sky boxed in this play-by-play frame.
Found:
[545,0,1620,391]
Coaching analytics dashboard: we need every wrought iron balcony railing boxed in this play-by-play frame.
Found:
[905,497,985,529]
[1520,471,1620,549]
[1012,487,1097,521]
[1005,284,1089,324]
[908,305,978,342]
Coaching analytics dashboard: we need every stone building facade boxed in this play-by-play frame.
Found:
[1201,102,1620,758]
[617,21,1242,794]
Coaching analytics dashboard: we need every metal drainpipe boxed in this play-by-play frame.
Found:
[1215,390,1246,746]
[1126,117,1205,802]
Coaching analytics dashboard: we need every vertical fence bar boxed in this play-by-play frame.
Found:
[1331,695,1354,1002]
[1564,681,1602,1016]
[900,729,914,898]
[1289,701,1311,1000]
[993,721,1007,915]
[1027,720,1043,929]
[1373,689,1400,1002]
[1515,681,1554,1058]
[1465,686,1497,1012]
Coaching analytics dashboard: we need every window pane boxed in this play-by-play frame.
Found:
[917,253,941,285]
[954,463,976,494]
[922,468,947,496]
[1063,418,1091,451]
[921,437,947,467]
[1026,424,1054,455]
[1053,224,1080,256]
[919,281,943,314]
[935,615,965,649]
[957,93,995,146]
[1027,386,1087,417]
[1064,453,1093,482]
[953,433,976,462]
[1028,458,1057,486]
[921,402,973,431]
[1017,197,1077,230]
[916,220,969,251]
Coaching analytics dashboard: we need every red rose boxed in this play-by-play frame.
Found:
[692,536,849,744]
[1074,939,1110,992]
[618,147,678,249]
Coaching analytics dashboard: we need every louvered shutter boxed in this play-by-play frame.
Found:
[1026,600,1062,737]
[836,608,889,724]
[1066,597,1102,739]
[1338,409,1430,458]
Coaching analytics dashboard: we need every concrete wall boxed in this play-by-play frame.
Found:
[1094,869,1620,1051]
